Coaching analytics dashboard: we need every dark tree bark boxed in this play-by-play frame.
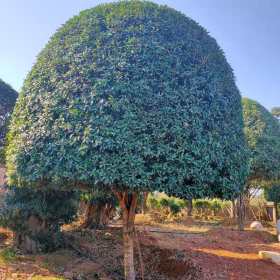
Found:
[82,203,100,229]
[15,233,39,254]
[273,202,278,224]
[15,215,49,254]
[230,199,236,219]
[237,194,245,231]
[100,203,115,226]
[82,202,114,229]
[187,198,193,216]
[141,192,148,214]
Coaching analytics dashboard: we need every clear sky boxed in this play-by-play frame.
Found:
[1,0,279,110]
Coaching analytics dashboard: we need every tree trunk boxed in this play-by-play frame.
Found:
[141,192,148,214]
[187,198,193,216]
[273,202,278,224]
[113,190,138,280]
[243,194,250,220]
[82,203,98,228]
[100,203,115,226]
[123,223,135,280]
[15,215,49,254]
[82,202,115,229]
[15,232,40,254]
[237,194,245,231]
[230,199,236,219]
[82,203,105,229]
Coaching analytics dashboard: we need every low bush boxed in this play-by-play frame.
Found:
[193,200,211,216]
[159,198,170,208]
[0,247,17,264]
[147,196,160,210]
[147,193,186,220]
[210,199,223,215]
[147,194,232,220]
[0,187,79,253]
[193,199,230,218]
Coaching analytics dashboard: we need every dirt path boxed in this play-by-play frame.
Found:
[0,225,279,279]
[141,227,280,280]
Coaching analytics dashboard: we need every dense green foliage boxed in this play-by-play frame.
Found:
[242,98,280,186]
[7,1,247,200]
[0,188,78,252]
[0,79,17,163]
[264,185,280,204]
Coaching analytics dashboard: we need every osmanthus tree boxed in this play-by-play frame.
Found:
[240,98,280,229]
[6,2,248,279]
[0,79,17,163]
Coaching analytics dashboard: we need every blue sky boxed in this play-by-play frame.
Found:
[1,0,279,110]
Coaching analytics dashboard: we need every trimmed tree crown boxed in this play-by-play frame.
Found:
[242,98,280,185]
[7,1,247,199]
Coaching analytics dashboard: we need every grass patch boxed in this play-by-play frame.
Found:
[0,247,17,264]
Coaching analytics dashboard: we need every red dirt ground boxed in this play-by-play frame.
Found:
[141,226,280,280]
[0,221,279,279]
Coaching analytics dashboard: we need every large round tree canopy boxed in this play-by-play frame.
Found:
[0,79,17,162]
[7,1,248,199]
[242,98,280,185]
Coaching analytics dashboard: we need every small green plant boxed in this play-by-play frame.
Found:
[158,198,169,208]
[148,193,186,217]
[0,248,17,264]
[193,200,211,216]
[175,199,187,209]
[210,199,222,215]
[169,201,181,215]
[193,199,231,218]
[147,196,160,209]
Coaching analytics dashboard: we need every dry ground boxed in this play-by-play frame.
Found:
[0,216,279,280]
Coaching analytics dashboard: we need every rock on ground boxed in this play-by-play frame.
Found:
[259,251,280,265]
[277,219,280,232]
[250,221,263,231]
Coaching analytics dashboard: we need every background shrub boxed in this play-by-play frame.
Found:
[0,187,79,253]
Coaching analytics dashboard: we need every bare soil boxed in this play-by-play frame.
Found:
[0,217,279,280]
[141,225,280,280]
